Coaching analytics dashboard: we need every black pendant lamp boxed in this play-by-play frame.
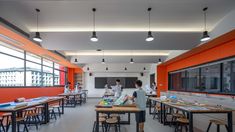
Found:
[106,67,108,71]
[101,51,105,64]
[90,8,98,42]
[144,67,146,71]
[130,58,134,64]
[158,58,162,64]
[146,8,154,42]
[125,67,127,71]
[74,58,78,62]
[33,9,42,42]
[87,67,90,71]
[200,7,211,42]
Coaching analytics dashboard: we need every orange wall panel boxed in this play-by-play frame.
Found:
[0,87,64,103]
[157,30,235,96]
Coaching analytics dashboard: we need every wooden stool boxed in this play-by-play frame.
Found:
[153,105,161,120]
[0,116,5,132]
[92,118,106,132]
[99,113,108,118]
[51,105,61,117]
[206,119,229,132]
[171,112,185,126]
[24,107,41,130]
[106,117,120,132]
[7,116,28,132]
[49,107,57,120]
[175,118,189,132]
[2,113,11,132]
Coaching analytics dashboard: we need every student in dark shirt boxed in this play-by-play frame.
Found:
[130,80,146,132]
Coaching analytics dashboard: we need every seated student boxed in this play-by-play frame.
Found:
[129,80,146,132]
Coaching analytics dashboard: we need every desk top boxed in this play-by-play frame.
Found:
[58,92,83,96]
[0,96,63,112]
[149,97,234,113]
[95,106,141,112]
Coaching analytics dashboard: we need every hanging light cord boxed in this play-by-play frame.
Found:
[203,7,208,31]
[93,8,96,32]
[148,8,151,31]
[36,9,40,32]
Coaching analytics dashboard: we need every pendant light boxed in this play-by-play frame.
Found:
[158,58,162,64]
[146,8,154,42]
[125,67,127,71]
[200,7,211,42]
[90,8,98,42]
[130,58,134,64]
[33,9,42,42]
[87,67,90,71]
[101,50,105,64]
[144,67,146,71]
[74,58,78,62]
[106,67,108,71]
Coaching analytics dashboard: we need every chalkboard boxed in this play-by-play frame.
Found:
[95,77,138,89]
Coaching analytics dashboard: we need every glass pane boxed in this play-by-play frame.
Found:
[169,71,186,91]
[201,64,221,92]
[187,68,200,91]
[54,70,65,85]
[54,63,65,71]
[42,66,53,86]
[26,61,42,86]
[0,53,24,86]
[0,42,24,58]
[223,61,235,93]
[26,52,41,64]
[43,58,53,67]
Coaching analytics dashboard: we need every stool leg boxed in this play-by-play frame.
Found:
[217,125,220,132]
[225,125,229,132]
[206,122,212,132]
[58,107,61,117]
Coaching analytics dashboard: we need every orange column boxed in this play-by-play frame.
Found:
[157,65,168,97]
[68,68,75,90]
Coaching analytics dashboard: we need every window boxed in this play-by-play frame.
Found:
[0,53,24,86]
[42,66,53,86]
[223,61,235,93]
[201,64,221,93]
[26,61,42,86]
[169,57,235,95]
[169,71,187,91]
[187,68,200,91]
[0,41,67,88]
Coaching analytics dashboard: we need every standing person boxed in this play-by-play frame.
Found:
[151,82,156,91]
[130,80,146,132]
[112,79,122,98]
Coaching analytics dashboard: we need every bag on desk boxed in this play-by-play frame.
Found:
[14,97,26,103]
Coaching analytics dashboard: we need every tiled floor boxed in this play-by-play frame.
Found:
[29,99,174,132]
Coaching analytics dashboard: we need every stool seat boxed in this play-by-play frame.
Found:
[110,114,119,118]
[106,118,118,124]
[51,105,60,108]
[99,113,108,117]
[99,118,106,122]
[2,113,12,116]
[209,119,226,125]
[172,113,185,118]
[177,118,189,124]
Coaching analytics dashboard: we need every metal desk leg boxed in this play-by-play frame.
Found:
[228,112,233,132]
[11,111,16,132]
[188,112,193,132]
[73,95,76,107]
[163,104,166,125]
[136,114,139,132]
[80,95,82,105]
[45,103,50,123]
[149,99,152,114]
[96,111,99,132]
[62,98,64,114]
[160,103,163,124]
[128,113,131,124]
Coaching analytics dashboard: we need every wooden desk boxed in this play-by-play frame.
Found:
[58,92,83,107]
[0,97,64,132]
[149,97,233,132]
[95,106,141,132]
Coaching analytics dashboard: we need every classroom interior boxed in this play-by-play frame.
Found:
[0,0,235,132]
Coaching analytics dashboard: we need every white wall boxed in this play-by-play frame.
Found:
[83,63,151,97]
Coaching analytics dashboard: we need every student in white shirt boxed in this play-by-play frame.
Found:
[112,79,122,98]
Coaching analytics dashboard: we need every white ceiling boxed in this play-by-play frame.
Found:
[0,0,234,64]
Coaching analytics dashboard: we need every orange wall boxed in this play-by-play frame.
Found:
[67,68,83,89]
[0,87,64,103]
[157,30,235,96]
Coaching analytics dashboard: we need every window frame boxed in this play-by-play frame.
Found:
[168,56,235,95]
[0,43,67,88]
